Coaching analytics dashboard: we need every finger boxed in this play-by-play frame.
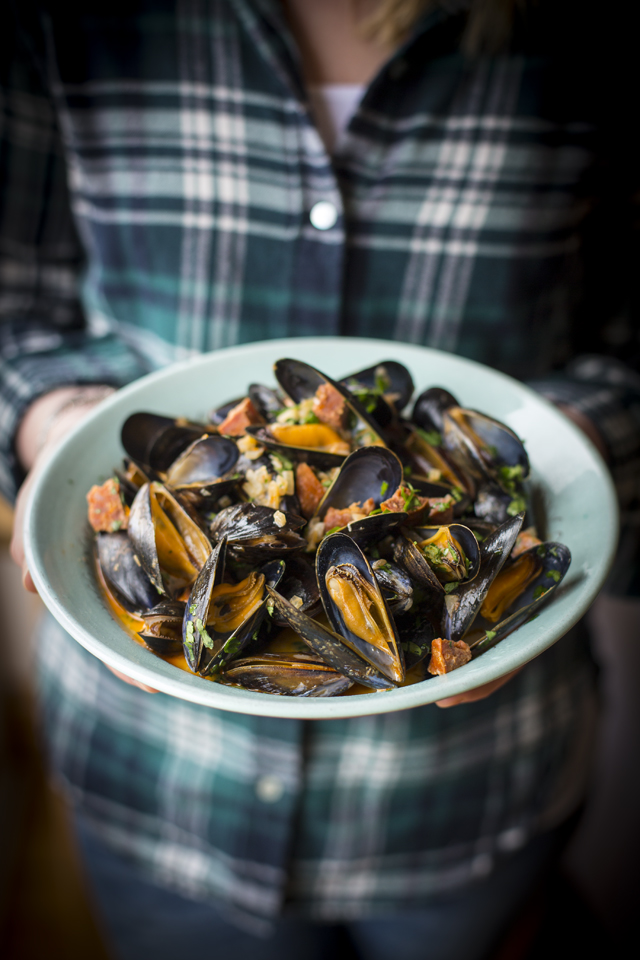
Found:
[106,665,159,694]
[21,563,37,594]
[435,668,521,708]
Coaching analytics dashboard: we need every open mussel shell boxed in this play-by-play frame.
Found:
[121,412,207,474]
[470,542,571,656]
[411,386,459,434]
[442,513,525,642]
[410,523,481,584]
[96,531,161,613]
[340,360,414,425]
[442,407,530,486]
[404,428,473,495]
[274,357,389,443]
[128,481,211,596]
[267,587,393,690]
[312,446,407,546]
[248,383,285,422]
[244,425,346,469]
[317,533,405,684]
[183,536,285,675]
[209,503,306,562]
[163,434,240,501]
[392,536,445,608]
[221,652,353,697]
[371,560,414,614]
[139,600,186,655]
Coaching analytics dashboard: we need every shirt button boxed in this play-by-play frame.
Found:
[255,775,285,803]
[309,200,338,231]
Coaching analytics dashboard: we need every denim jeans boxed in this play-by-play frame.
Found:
[76,814,569,960]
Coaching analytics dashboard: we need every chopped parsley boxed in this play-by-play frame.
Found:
[444,581,460,593]
[484,630,497,641]
[325,526,342,536]
[546,569,561,582]
[507,495,527,516]
[533,585,547,600]
[195,617,214,650]
[380,481,389,498]
[416,427,442,447]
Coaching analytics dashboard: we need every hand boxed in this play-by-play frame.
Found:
[435,668,521,708]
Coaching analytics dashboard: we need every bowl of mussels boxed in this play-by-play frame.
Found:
[24,337,618,718]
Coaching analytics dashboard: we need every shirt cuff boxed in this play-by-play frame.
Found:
[0,328,148,502]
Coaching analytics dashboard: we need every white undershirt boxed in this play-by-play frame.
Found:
[308,84,365,153]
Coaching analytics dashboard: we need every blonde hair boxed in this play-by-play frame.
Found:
[360,0,524,55]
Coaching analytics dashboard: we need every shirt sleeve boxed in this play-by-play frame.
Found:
[0,6,148,502]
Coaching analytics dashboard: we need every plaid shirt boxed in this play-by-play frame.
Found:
[2,0,638,922]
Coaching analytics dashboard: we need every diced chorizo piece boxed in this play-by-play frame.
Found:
[312,382,348,430]
[380,487,406,513]
[324,507,355,533]
[218,397,265,437]
[512,527,542,558]
[381,484,430,523]
[427,637,472,675]
[87,478,129,532]
[355,497,375,517]
[425,496,455,524]
[296,462,325,519]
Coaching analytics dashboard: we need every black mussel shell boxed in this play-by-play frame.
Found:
[410,523,481,583]
[404,429,473,495]
[121,412,206,474]
[96,531,161,613]
[274,357,389,446]
[221,652,353,697]
[244,425,346,470]
[164,435,239,486]
[371,559,414,614]
[140,600,185,655]
[392,536,445,608]
[248,383,285,422]
[183,535,285,675]
[317,533,405,684]
[442,513,524,642]
[271,556,321,626]
[412,387,459,434]
[340,360,414,426]
[267,587,393,690]
[311,446,407,547]
[128,482,211,596]
[209,503,306,562]
[471,542,571,656]
[442,407,530,485]
[397,609,437,670]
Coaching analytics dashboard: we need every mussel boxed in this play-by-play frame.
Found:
[317,534,404,684]
[128,482,211,596]
[222,652,353,697]
[183,537,285,675]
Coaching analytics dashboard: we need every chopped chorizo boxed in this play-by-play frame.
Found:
[312,383,347,430]
[323,498,375,533]
[381,484,431,524]
[296,462,326,519]
[512,527,542,558]
[218,397,265,437]
[87,478,129,532]
[427,637,472,675]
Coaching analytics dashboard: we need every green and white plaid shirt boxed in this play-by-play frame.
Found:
[2,0,638,923]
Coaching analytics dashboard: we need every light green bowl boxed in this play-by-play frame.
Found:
[24,338,618,718]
